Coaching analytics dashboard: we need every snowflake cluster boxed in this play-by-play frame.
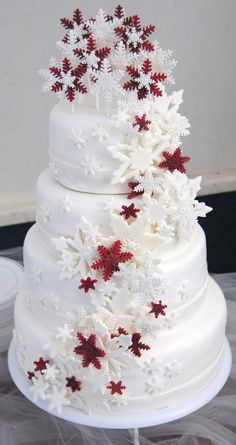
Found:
[109,90,190,184]
[142,357,182,394]
[131,170,212,239]
[23,309,153,413]
[39,5,175,107]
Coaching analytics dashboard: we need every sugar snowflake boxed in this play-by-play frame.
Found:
[59,194,73,214]
[30,265,43,285]
[68,129,86,149]
[89,59,124,105]
[47,386,71,413]
[40,204,51,223]
[145,375,164,394]
[52,216,101,278]
[82,155,100,175]
[92,125,111,142]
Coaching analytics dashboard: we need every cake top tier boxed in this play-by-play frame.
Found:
[40,5,197,195]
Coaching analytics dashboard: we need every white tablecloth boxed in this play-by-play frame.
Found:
[0,248,235,444]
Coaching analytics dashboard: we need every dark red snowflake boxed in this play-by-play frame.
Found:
[91,240,133,281]
[120,203,140,220]
[107,380,126,395]
[127,180,144,199]
[60,9,91,44]
[74,332,106,369]
[50,57,87,102]
[27,371,35,381]
[133,114,151,132]
[33,357,49,373]
[149,300,167,319]
[128,333,150,357]
[73,34,111,71]
[113,5,125,19]
[123,59,167,100]
[111,326,129,339]
[159,147,190,173]
[79,277,97,293]
[66,376,82,392]
[114,14,155,53]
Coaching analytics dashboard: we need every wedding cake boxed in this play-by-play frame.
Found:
[13,6,227,415]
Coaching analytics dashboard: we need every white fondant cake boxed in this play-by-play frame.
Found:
[14,5,227,415]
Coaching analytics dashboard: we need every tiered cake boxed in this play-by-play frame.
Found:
[13,6,227,415]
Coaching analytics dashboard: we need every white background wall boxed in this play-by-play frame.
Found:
[0,0,236,225]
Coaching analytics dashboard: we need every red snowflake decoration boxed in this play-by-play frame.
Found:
[149,300,167,319]
[91,240,133,281]
[107,380,126,395]
[120,203,140,220]
[27,371,35,381]
[50,57,87,102]
[60,9,91,44]
[128,333,150,357]
[159,147,190,173]
[133,114,151,132]
[111,326,129,339]
[33,357,49,374]
[74,332,106,369]
[123,59,167,100]
[73,35,111,71]
[114,14,155,53]
[113,5,126,19]
[127,180,144,199]
[66,376,82,392]
[79,277,97,293]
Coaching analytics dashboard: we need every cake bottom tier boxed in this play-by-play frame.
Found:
[13,277,227,414]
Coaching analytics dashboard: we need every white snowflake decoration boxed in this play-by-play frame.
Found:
[29,375,50,402]
[47,386,71,413]
[92,125,111,142]
[164,360,182,378]
[56,324,74,344]
[59,194,73,214]
[68,129,86,149]
[178,280,192,301]
[43,363,60,382]
[82,155,100,175]
[40,204,51,223]
[89,59,124,106]
[145,375,164,394]
[52,216,101,278]
[30,265,43,285]
[87,9,119,47]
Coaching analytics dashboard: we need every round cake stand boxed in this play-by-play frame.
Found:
[8,339,232,444]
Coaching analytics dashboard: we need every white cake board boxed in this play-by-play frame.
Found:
[8,339,231,430]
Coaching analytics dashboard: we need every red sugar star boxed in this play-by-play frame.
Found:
[123,59,167,100]
[128,332,150,357]
[114,14,155,54]
[120,203,140,220]
[91,240,133,281]
[50,57,87,102]
[107,380,126,395]
[127,181,144,199]
[27,371,35,381]
[33,357,49,373]
[159,147,190,174]
[66,376,82,392]
[149,300,167,318]
[79,277,97,293]
[111,326,129,339]
[133,114,151,132]
[74,332,106,369]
